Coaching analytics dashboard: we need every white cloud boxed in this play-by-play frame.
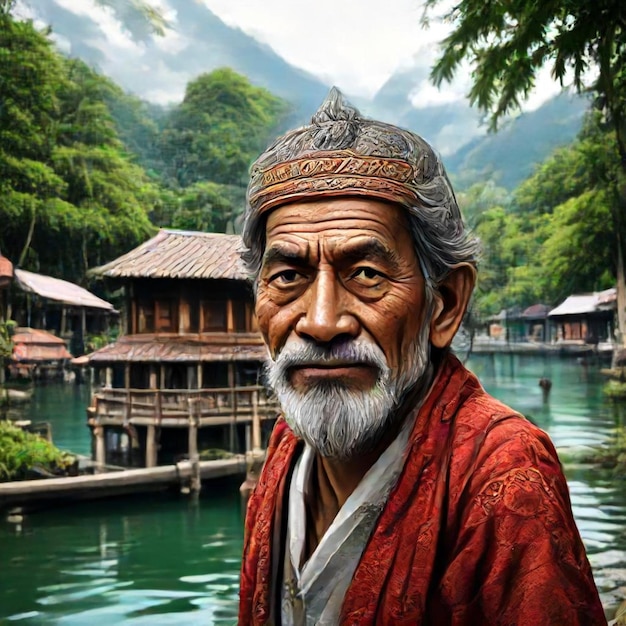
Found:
[53,0,145,55]
[202,0,434,98]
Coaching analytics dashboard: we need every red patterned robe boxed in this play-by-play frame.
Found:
[239,353,606,625]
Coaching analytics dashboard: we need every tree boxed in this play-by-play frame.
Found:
[171,182,243,234]
[0,6,67,268]
[0,10,156,283]
[160,68,289,188]
[423,0,626,346]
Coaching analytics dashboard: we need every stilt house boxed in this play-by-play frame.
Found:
[86,230,279,468]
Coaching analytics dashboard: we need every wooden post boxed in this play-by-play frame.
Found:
[124,365,131,424]
[187,399,200,493]
[228,362,236,452]
[226,299,234,333]
[252,389,261,452]
[60,307,67,337]
[146,424,157,468]
[105,367,112,387]
[94,425,106,471]
[81,308,87,355]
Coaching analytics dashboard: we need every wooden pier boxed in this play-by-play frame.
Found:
[0,456,253,511]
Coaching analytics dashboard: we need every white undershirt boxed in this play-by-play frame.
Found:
[281,413,416,626]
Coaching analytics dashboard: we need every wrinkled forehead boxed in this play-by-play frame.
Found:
[260,198,419,270]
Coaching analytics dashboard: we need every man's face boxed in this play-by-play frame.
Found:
[256,198,432,458]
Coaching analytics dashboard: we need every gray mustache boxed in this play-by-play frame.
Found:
[271,339,388,372]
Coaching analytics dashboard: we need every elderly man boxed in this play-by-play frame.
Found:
[238,88,605,625]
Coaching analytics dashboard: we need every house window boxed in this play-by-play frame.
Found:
[155,299,177,332]
[137,302,155,333]
[202,300,227,332]
[232,299,247,332]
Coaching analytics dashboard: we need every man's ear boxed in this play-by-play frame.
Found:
[429,264,477,349]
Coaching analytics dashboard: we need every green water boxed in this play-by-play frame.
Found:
[1,485,245,624]
[1,354,625,624]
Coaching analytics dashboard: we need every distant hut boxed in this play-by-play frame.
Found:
[0,254,115,379]
[0,252,13,320]
[9,327,73,380]
[86,229,279,469]
[548,288,616,354]
[521,304,551,342]
[12,269,116,356]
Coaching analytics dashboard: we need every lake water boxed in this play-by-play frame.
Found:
[1,354,625,624]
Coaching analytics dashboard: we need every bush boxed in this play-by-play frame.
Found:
[0,421,76,481]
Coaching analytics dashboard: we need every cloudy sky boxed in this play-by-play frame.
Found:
[17,0,564,111]
[203,0,439,98]
[201,0,562,110]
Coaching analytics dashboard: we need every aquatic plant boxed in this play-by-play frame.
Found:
[0,421,76,481]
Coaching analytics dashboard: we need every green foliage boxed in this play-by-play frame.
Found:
[171,181,244,233]
[464,113,619,317]
[422,0,626,339]
[0,421,75,481]
[0,320,16,362]
[0,16,156,283]
[160,68,289,189]
[422,0,625,134]
[86,327,119,352]
[0,8,289,295]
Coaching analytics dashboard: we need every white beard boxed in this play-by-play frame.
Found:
[265,322,432,460]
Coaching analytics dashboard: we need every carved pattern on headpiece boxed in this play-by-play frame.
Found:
[247,87,453,217]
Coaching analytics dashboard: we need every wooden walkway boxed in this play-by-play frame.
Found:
[0,457,248,511]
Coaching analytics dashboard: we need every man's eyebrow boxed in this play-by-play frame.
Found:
[262,245,309,267]
[340,239,403,271]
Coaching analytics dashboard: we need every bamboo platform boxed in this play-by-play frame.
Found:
[0,457,249,511]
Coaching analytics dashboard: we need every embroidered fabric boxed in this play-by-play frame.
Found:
[280,411,416,626]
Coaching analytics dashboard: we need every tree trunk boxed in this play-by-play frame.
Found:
[614,158,626,356]
[17,203,36,268]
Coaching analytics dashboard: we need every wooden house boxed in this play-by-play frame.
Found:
[0,252,115,380]
[548,288,616,349]
[86,229,279,469]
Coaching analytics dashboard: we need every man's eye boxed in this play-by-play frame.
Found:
[270,269,301,284]
[351,267,383,282]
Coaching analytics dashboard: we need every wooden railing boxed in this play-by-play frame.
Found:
[89,385,279,425]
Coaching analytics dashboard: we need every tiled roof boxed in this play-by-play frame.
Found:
[0,253,13,282]
[12,328,73,361]
[90,230,249,281]
[521,304,551,319]
[88,333,268,363]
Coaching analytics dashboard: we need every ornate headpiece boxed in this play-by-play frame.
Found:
[246,87,453,217]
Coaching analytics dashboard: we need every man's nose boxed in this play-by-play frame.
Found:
[294,270,359,344]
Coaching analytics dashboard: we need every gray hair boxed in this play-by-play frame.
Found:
[242,87,479,290]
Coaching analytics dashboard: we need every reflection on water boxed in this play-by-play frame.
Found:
[1,354,626,623]
[1,483,245,624]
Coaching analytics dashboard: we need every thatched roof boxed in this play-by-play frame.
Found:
[90,230,248,281]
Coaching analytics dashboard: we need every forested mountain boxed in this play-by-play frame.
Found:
[460,114,618,318]
[21,0,329,125]
[20,0,586,191]
[446,93,588,189]
[369,63,587,189]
